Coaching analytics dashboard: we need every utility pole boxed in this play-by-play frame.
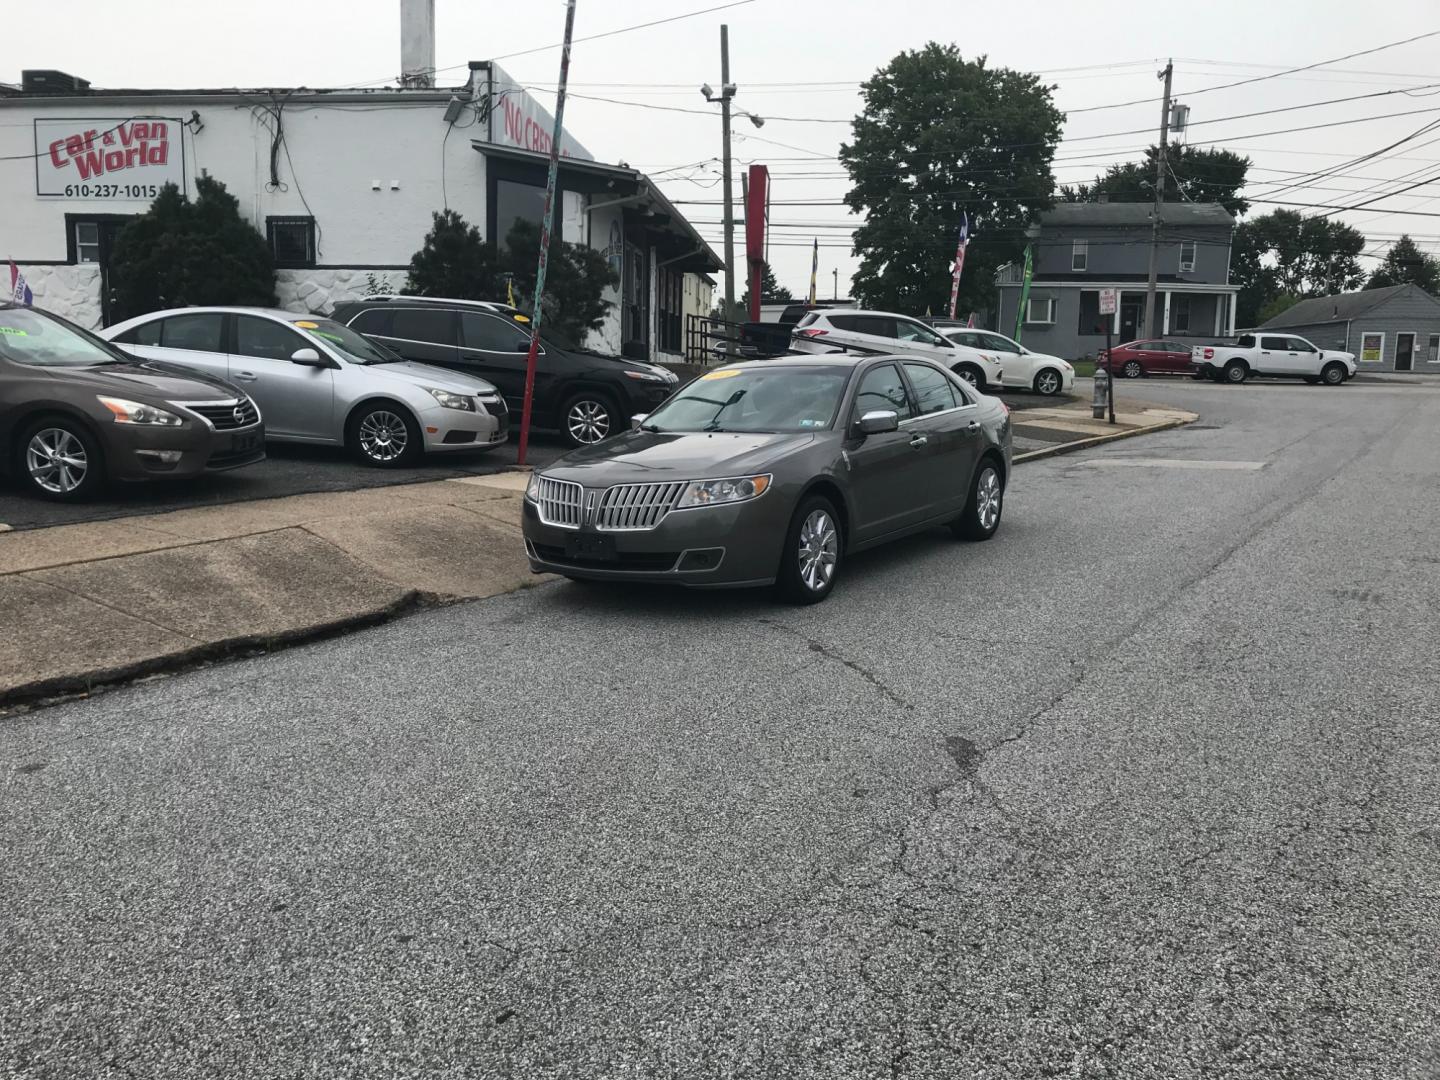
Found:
[720,24,736,321]
[832,267,838,301]
[1143,59,1174,340]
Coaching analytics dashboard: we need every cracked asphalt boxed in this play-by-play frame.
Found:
[3,377,1440,1079]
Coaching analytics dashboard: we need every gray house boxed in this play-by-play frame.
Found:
[1258,283,1440,374]
[994,202,1238,360]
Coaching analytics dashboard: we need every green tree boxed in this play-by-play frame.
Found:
[1365,234,1440,293]
[741,262,794,310]
[1061,146,1252,216]
[404,209,501,300]
[1231,209,1367,326]
[109,176,276,321]
[1256,292,1302,325]
[841,44,1064,316]
[501,219,617,346]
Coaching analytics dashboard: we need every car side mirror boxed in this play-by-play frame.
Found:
[631,413,649,431]
[290,347,327,366]
[856,409,900,435]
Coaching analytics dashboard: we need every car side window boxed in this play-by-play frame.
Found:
[854,315,898,339]
[235,316,307,362]
[1236,335,1256,348]
[461,312,529,352]
[1260,336,1290,351]
[390,308,457,346]
[115,320,162,346]
[895,319,943,345]
[853,363,913,421]
[1287,337,1315,352]
[160,313,224,352]
[827,315,858,332]
[902,362,958,415]
[348,308,392,336]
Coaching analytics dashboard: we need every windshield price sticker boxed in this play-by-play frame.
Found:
[294,321,319,329]
[700,369,741,380]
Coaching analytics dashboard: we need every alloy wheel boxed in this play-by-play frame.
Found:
[976,467,1001,531]
[358,410,409,462]
[1124,360,1143,378]
[956,368,979,386]
[567,400,611,444]
[1037,370,1060,395]
[26,428,88,495]
[798,509,838,592]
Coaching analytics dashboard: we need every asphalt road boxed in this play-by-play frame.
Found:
[4,377,1440,1078]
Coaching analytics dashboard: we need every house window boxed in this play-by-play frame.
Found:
[1026,297,1055,324]
[1428,334,1439,363]
[1071,240,1088,272]
[266,217,315,269]
[1179,241,1197,273]
[657,266,683,353]
[1173,294,1191,333]
[74,221,101,263]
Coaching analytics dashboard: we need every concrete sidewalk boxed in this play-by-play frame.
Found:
[0,473,538,707]
[0,400,1193,708]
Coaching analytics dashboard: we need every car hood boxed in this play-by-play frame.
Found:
[361,361,498,394]
[1321,350,1357,365]
[46,359,243,400]
[543,430,816,485]
[1024,351,1069,365]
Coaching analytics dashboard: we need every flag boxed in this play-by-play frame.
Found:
[946,214,970,320]
[8,260,33,306]
[966,311,976,328]
[1013,245,1034,344]
[505,275,516,308]
[807,238,818,304]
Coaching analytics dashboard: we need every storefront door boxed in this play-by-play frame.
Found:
[67,214,132,328]
[622,238,649,361]
[1396,332,1415,371]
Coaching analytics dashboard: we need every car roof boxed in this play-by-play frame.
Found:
[349,295,509,310]
[705,352,948,373]
[814,308,924,319]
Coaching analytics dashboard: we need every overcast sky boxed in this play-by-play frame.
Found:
[10,0,1440,299]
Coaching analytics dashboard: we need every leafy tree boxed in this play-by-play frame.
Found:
[1231,209,1367,326]
[841,44,1064,316]
[109,176,276,321]
[740,262,794,311]
[1365,234,1440,293]
[501,220,617,346]
[404,209,502,300]
[1256,292,1302,325]
[1061,146,1252,216]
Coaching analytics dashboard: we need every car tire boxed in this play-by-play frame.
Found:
[15,416,105,502]
[346,402,421,468]
[561,392,618,448]
[1321,362,1347,386]
[952,457,1004,542]
[1223,360,1248,384]
[1033,368,1064,396]
[1304,375,1321,385]
[953,363,984,389]
[1123,360,1144,379]
[777,494,843,605]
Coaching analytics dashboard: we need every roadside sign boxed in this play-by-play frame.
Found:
[1099,288,1118,316]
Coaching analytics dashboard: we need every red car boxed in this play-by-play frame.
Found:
[1099,339,1194,378]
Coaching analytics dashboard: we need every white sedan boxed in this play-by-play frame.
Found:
[943,328,1074,396]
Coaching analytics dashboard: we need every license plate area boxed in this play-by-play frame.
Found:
[230,431,260,453]
[565,533,617,562]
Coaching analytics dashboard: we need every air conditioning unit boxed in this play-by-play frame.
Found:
[21,70,91,94]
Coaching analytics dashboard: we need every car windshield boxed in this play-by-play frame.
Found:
[0,306,129,368]
[642,367,849,434]
[291,318,401,365]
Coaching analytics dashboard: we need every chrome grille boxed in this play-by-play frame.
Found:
[534,476,584,528]
[179,399,260,430]
[478,395,507,417]
[595,481,686,532]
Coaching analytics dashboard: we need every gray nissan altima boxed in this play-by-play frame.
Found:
[522,354,1012,603]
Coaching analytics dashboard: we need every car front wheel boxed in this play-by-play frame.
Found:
[347,403,421,467]
[562,393,617,447]
[1321,362,1347,386]
[777,494,842,604]
[952,459,1003,542]
[1033,368,1063,395]
[953,364,984,389]
[18,417,104,502]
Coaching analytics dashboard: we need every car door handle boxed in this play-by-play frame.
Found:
[967,420,981,431]
[232,371,258,381]
[909,433,928,447]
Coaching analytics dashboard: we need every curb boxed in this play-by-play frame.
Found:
[1013,417,1191,465]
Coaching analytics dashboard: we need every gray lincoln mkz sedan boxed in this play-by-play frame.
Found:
[523,354,1012,603]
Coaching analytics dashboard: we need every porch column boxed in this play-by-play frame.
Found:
[1113,301,1121,336]
[1162,291,1172,335]
[1227,292,1237,335]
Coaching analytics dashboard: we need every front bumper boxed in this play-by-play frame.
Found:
[419,399,508,452]
[104,420,266,482]
[521,489,791,587]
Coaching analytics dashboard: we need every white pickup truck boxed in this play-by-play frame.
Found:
[1190,333,1357,386]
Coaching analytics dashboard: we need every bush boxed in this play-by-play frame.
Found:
[404,210,502,300]
[109,175,276,321]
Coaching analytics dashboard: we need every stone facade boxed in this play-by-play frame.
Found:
[21,265,101,329]
[276,269,410,315]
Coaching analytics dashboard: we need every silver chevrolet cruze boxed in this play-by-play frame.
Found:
[102,307,508,466]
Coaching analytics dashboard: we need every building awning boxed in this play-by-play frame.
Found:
[472,140,721,274]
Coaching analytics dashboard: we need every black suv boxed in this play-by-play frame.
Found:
[330,297,679,447]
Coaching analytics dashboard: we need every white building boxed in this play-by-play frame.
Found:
[0,12,720,364]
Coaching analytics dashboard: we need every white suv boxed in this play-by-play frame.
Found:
[794,309,1003,389]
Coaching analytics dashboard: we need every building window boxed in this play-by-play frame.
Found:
[1360,332,1384,363]
[74,221,101,263]
[1428,334,1439,363]
[1179,240,1197,273]
[1026,297,1055,324]
[1173,294,1191,333]
[657,266,682,353]
[494,179,548,242]
[266,217,315,269]
[1071,240,1088,272]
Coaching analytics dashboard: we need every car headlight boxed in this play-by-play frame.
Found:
[676,474,771,509]
[424,387,476,411]
[97,396,183,426]
[525,471,541,502]
[623,369,666,383]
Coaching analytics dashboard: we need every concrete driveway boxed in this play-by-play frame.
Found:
[2,377,1439,1078]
